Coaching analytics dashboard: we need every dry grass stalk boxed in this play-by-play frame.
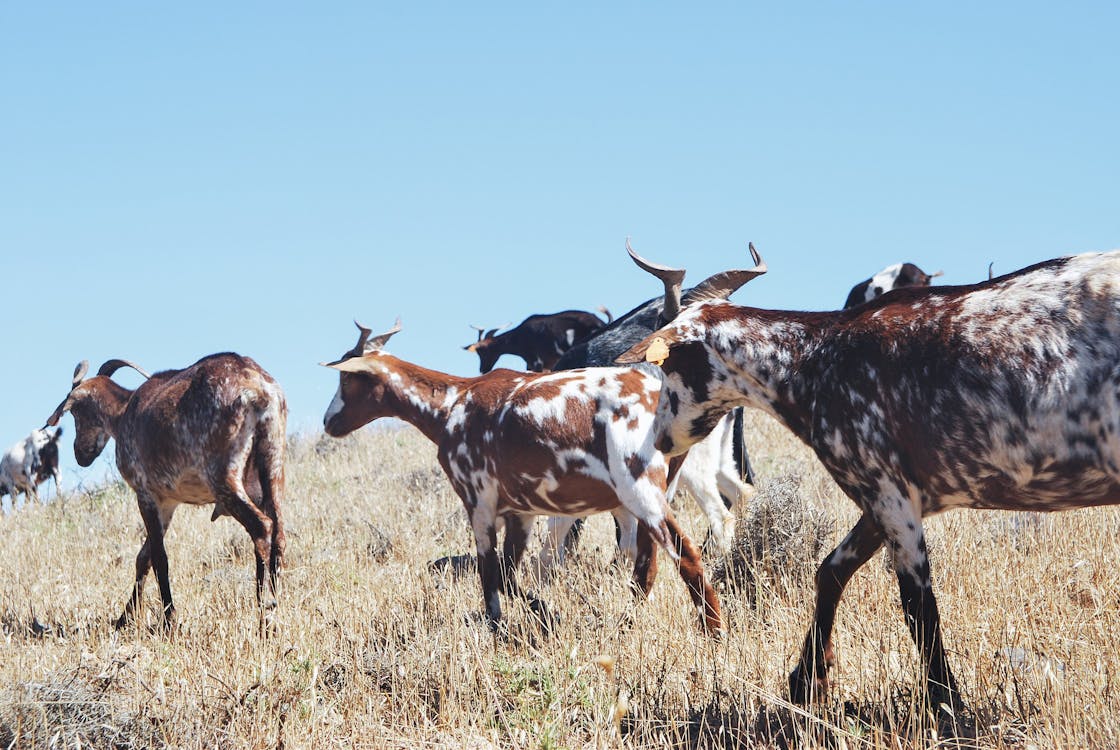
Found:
[0,413,1117,747]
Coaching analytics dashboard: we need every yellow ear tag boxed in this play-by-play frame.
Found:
[645,336,670,366]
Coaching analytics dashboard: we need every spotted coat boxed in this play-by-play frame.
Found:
[46,353,287,630]
[33,427,63,493]
[541,248,758,569]
[323,327,722,635]
[620,250,1120,714]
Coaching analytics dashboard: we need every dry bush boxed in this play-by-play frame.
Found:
[0,414,1118,748]
[711,474,837,607]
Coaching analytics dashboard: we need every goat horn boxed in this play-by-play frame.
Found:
[988,262,995,280]
[71,360,89,388]
[353,319,374,353]
[682,242,768,306]
[366,317,403,352]
[46,361,89,428]
[626,237,686,323]
[930,269,945,279]
[44,401,68,428]
[97,359,152,379]
[465,324,484,351]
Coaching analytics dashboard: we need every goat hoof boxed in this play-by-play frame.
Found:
[479,612,509,641]
[700,609,724,637]
[936,708,975,741]
[259,611,278,638]
[527,598,557,634]
[788,666,829,705]
[614,606,638,632]
[536,611,559,635]
[159,609,177,637]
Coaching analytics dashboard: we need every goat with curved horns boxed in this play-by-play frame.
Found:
[541,239,757,570]
[46,354,288,630]
[619,244,1120,718]
[322,319,723,635]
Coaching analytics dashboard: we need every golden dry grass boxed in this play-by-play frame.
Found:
[1,411,1119,748]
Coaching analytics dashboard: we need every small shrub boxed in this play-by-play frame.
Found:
[711,474,836,605]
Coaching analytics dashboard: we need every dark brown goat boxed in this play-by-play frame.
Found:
[46,354,287,629]
[464,308,610,373]
[620,247,1120,718]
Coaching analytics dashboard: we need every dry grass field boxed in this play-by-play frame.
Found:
[2,410,1119,748]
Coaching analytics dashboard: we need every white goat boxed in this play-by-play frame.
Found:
[0,428,58,507]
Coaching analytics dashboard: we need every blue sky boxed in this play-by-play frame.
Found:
[2,3,1118,491]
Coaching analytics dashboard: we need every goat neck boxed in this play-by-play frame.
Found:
[622,301,835,455]
[349,353,469,443]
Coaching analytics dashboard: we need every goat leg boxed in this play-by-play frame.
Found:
[136,497,176,632]
[651,514,723,636]
[789,514,883,704]
[214,480,277,612]
[501,513,556,633]
[115,537,152,629]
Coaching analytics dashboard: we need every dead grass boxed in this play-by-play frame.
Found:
[1,412,1119,748]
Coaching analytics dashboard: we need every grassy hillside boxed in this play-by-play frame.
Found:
[1,412,1118,748]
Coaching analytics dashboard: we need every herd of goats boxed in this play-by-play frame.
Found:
[3,239,1119,723]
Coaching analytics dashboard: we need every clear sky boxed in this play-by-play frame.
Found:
[2,3,1118,492]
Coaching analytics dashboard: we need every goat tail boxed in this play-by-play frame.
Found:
[732,407,756,486]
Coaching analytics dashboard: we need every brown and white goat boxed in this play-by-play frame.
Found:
[539,243,759,572]
[619,247,1120,716]
[322,320,722,635]
[46,354,287,629]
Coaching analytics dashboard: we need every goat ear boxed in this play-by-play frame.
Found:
[616,330,680,366]
[321,355,381,374]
